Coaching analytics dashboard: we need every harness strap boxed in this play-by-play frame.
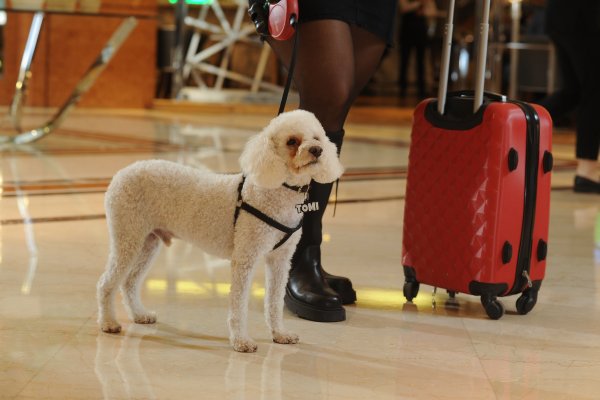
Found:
[234,176,304,250]
[234,176,245,223]
[282,182,309,193]
[239,202,303,250]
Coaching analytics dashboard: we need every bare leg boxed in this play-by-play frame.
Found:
[576,159,599,182]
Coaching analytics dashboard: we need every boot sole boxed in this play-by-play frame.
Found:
[284,288,346,322]
[574,187,600,194]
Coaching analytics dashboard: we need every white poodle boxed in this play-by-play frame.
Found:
[96,110,344,352]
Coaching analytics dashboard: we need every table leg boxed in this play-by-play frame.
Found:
[2,16,138,146]
[9,11,44,131]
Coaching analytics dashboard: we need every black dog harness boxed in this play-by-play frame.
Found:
[234,176,309,250]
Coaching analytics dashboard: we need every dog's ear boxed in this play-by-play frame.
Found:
[239,133,287,188]
[311,138,345,184]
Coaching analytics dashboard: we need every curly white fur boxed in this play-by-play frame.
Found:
[96,110,344,352]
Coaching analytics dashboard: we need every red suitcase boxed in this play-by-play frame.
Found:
[401,0,553,319]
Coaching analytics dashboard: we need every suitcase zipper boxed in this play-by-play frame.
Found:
[508,101,540,295]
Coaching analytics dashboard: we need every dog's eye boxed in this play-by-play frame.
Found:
[314,136,319,141]
[287,138,298,146]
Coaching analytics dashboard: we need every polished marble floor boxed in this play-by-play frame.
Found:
[0,106,599,399]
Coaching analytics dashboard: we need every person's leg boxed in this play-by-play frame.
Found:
[308,25,388,302]
[349,25,390,101]
[399,37,411,97]
[268,22,387,122]
[267,21,356,321]
[267,20,354,132]
[574,34,600,192]
[266,21,387,321]
[539,34,581,119]
[415,34,427,98]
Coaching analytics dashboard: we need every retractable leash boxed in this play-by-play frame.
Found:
[266,9,341,216]
[269,3,343,220]
[278,27,298,115]
[248,0,299,116]
[254,1,341,216]
[233,0,306,250]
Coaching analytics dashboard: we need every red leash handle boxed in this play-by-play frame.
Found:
[248,0,299,114]
[268,0,298,41]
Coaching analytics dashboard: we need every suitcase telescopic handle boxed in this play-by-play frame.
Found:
[437,0,492,115]
[436,0,455,115]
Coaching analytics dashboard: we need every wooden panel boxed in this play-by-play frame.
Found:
[0,13,50,107]
[3,0,157,17]
[0,1,156,109]
[46,14,156,108]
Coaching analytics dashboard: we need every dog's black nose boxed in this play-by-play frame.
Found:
[309,146,322,158]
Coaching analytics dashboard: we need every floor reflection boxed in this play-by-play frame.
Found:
[7,151,38,295]
[94,324,299,400]
[225,344,299,400]
[95,325,158,400]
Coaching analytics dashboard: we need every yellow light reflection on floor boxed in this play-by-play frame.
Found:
[356,287,405,308]
[355,287,435,309]
[146,279,167,292]
[146,279,433,310]
[146,279,445,310]
[147,279,265,298]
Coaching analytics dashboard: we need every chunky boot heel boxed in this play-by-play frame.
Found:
[284,287,345,322]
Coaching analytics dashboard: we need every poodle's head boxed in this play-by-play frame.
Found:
[239,110,344,189]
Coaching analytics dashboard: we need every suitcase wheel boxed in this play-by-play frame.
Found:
[403,281,420,302]
[481,296,505,320]
[516,287,539,315]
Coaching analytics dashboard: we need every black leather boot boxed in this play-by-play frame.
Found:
[285,245,345,322]
[284,130,356,322]
[300,176,357,305]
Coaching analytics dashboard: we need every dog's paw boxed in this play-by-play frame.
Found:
[100,321,122,334]
[134,312,157,325]
[272,331,299,345]
[232,337,258,353]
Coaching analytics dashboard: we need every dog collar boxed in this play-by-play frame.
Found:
[282,182,310,193]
